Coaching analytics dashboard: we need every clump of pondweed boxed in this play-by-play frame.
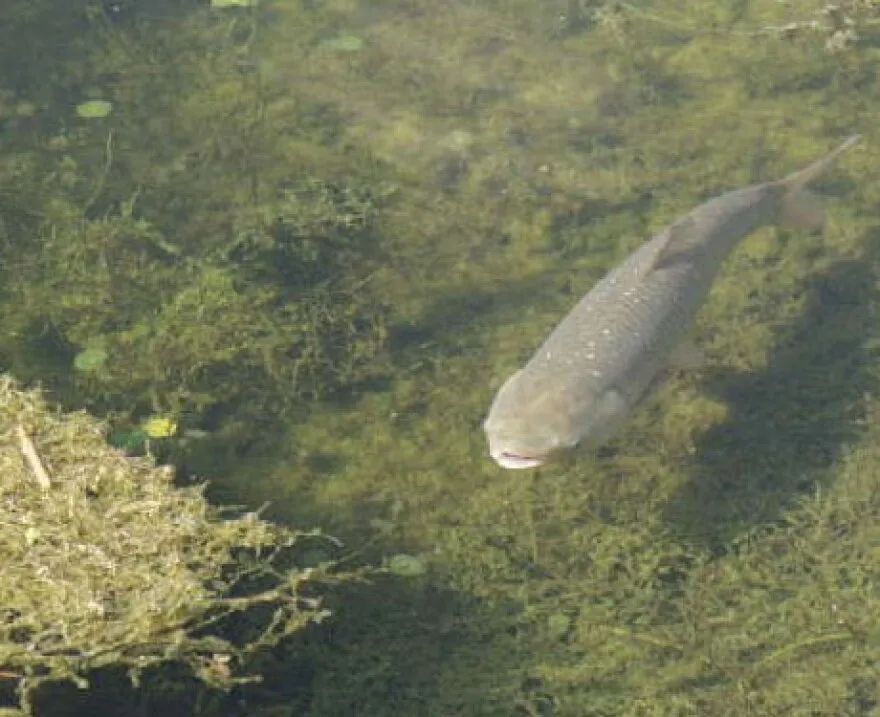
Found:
[0,376,343,714]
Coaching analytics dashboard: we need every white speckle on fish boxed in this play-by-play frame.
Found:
[484,136,860,470]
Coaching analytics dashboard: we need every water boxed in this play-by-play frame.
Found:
[0,1,878,715]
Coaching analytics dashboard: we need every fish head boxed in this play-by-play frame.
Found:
[483,369,582,469]
[484,368,632,470]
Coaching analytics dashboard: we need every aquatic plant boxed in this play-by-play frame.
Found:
[0,377,337,715]
[2,1,879,715]
[0,5,392,437]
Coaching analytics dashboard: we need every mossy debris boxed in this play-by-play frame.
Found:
[0,376,333,714]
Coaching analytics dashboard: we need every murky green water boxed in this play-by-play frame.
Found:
[2,1,879,714]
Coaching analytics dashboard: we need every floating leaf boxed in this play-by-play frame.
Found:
[73,346,108,373]
[321,34,364,53]
[387,553,426,577]
[75,99,112,119]
[141,416,178,439]
[108,429,148,453]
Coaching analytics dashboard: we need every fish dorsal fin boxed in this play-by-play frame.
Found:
[646,215,702,273]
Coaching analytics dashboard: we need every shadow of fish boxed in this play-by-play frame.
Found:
[484,136,860,469]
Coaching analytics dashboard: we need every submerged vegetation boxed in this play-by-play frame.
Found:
[0,0,879,715]
[0,0,392,443]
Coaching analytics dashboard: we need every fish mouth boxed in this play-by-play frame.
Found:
[491,450,545,470]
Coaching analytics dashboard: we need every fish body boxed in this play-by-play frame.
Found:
[484,136,859,469]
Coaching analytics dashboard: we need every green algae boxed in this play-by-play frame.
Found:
[228,1,878,714]
[1,0,879,715]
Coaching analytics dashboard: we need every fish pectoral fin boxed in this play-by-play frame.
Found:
[647,216,702,273]
[600,388,629,420]
[668,338,706,370]
[586,388,631,445]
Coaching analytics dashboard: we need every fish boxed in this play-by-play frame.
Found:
[484,135,860,470]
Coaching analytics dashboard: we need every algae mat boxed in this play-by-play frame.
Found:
[1,0,879,714]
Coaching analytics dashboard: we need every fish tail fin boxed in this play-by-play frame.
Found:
[778,134,860,232]
[780,187,827,232]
